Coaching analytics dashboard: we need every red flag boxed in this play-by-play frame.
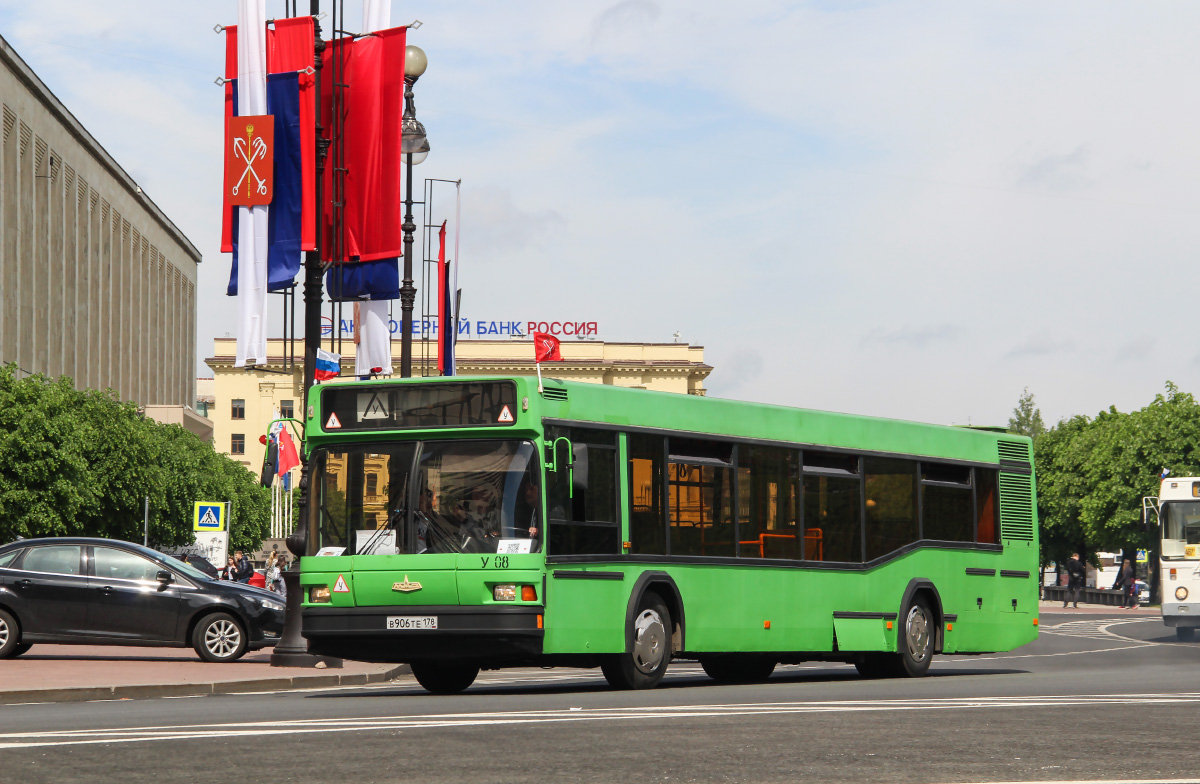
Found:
[437,220,447,373]
[319,26,407,262]
[534,332,562,363]
[276,426,300,476]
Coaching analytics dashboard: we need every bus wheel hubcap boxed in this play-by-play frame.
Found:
[906,606,930,661]
[632,609,666,674]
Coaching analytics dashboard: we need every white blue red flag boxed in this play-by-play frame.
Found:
[315,348,341,381]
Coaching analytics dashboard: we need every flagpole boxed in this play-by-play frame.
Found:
[537,361,543,393]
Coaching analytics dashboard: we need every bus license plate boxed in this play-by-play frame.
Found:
[387,616,437,630]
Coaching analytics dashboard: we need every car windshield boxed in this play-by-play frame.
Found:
[1162,501,1200,559]
[313,439,542,555]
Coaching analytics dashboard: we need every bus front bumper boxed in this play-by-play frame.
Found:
[302,605,545,664]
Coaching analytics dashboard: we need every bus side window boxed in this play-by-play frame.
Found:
[802,451,862,563]
[546,427,620,555]
[739,445,800,560]
[975,468,999,544]
[920,463,973,542]
[628,433,667,555]
[863,458,918,561]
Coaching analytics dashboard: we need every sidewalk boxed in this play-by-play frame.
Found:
[0,645,409,705]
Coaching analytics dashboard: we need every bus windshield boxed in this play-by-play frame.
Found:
[313,440,542,556]
[1162,501,1200,559]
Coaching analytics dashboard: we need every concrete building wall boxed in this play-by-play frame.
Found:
[0,35,201,406]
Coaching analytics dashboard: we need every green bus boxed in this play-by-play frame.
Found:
[299,376,1039,693]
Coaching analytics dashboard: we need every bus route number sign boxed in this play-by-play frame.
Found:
[387,616,437,630]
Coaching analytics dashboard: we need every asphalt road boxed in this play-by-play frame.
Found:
[2,610,1198,784]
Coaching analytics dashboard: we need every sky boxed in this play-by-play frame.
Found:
[2,0,1198,428]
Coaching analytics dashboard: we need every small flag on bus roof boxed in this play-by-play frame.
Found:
[533,332,562,363]
[315,348,341,381]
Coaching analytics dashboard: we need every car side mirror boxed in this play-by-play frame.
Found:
[156,570,174,585]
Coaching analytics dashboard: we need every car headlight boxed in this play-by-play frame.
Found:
[1177,586,1189,601]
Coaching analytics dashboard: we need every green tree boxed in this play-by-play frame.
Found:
[0,364,270,550]
[1009,387,1046,438]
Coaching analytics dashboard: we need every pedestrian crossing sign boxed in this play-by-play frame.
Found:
[193,502,226,532]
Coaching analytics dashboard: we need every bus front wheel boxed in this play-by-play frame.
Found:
[411,662,479,694]
[602,593,672,690]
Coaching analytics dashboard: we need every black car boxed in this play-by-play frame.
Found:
[0,538,286,662]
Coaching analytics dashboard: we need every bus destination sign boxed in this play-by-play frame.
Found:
[320,382,519,432]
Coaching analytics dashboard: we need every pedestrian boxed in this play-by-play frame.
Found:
[274,554,288,599]
[1064,552,1086,608]
[233,550,252,584]
[1113,558,1137,608]
[264,552,279,592]
[223,556,238,581]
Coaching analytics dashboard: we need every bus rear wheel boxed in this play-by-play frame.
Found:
[888,596,934,677]
[411,662,479,694]
[700,655,776,683]
[1176,627,1195,642]
[602,593,671,690]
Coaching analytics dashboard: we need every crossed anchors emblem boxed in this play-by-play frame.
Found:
[231,123,269,196]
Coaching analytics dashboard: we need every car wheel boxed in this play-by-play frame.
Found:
[192,612,248,662]
[601,593,672,690]
[1177,627,1195,642]
[410,662,479,694]
[0,609,23,659]
[700,654,776,683]
[889,596,934,677]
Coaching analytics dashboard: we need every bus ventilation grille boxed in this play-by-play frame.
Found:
[542,388,568,401]
[998,472,1035,541]
[997,439,1031,465]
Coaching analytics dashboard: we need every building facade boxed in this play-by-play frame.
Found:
[0,35,201,416]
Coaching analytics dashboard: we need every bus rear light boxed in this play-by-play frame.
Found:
[521,585,537,602]
[1177,587,1189,601]
[493,584,517,601]
[309,586,331,603]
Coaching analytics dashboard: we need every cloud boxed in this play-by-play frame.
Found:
[1017,146,1091,190]
[860,324,962,349]
[1005,337,1077,360]
[591,0,661,44]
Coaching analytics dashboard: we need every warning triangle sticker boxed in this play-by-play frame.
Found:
[497,405,514,423]
[326,412,342,429]
[333,574,349,593]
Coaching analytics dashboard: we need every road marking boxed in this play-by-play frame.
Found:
[3,692,1200,750]
[1038,618,1160,643]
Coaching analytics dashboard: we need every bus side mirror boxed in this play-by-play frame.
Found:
[1142,496,1160,532]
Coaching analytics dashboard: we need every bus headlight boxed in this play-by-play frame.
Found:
[309,586,332,603]
[1177,587,1189,601]
[493,584,516,601]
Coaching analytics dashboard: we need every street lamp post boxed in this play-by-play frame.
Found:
[399,44,429,379]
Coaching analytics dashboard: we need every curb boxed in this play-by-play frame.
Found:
[0,664,411,706]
